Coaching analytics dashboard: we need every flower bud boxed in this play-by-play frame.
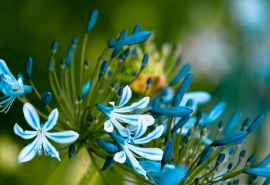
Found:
[41,92,52,105]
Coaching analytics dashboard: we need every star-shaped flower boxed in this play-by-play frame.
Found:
[14,103,79,163]
[0,59,32,112]
[96,85,154,137]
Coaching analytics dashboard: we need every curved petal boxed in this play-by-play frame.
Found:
[45,130,79,144]
[134,125,164,144]
[43,109,59,131]
[114,113,154,126]
[133,117,147,140]
[14,124,37,139]
[114,151,126,163]
[42,137,60,161]
[110,116,130,137]
[104,120,114,132]
[114,97,149,113]
[0,60,16,81]
[23,103,40,130]
[117,85,132,108]
[18,138,38,163]
[127,144,163,160]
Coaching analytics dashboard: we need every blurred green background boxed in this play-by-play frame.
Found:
[0,0,270,184]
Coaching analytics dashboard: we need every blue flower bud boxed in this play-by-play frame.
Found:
[96,103,112,114]
[246,154,256,166]
[107,38,116,48]
[124,31,151,45]
[96,138,118,154]
[111,30,127,58]
[107,70,113,77]
[181,134,189,146]
[176,57,182,65]
[169,64,191,86]
[223,111,241,135]
[246,113,265,134]
[147,77,152,86]
[195,111,203,127]
[84,60,89,68]
[41,92,52,105]
[218,121,224,129]
[131,48,137,58]
[161,141,173,170]
[228,163,233,171]
[174,73,193,105]
[239,149,246,160]
[197,146,212,166]
[132,24,141,34]
[109,132,125,145]
[87,114,93,125]
[232,179,239,185]
[72,37,78,48]
[101,156,114,171]
[241,117,250,131]
[185,99,193,108]
[111,83,116,90]
[150,106,192,117]
[82,80,90,96]
[26,57,33,79]
[66,46,73,66]
[171,115,190,133]
[117,87,123,98]
[99,60,108,78]
[244,167,270,179]
[124,48,130,58]
[48,60,52,72]
[86,9,98,33]
[194,178,199,185]
[215,153,225,167]
[76,95,82,104]
[211,131,248,147]
[140,53,149,70]
[68,144,75,159]
[60,59,66,69]
[51,41,58,54]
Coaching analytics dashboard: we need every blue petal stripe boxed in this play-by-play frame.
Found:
[14,124,37,139]
[115,97,149,113]
[45,131,79,144]
[134,125,164,144]
[43,109,59,131]
[23,103,40,130]
[18,138,38,163]
[127,144,163,160]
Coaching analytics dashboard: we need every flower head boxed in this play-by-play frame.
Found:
[14,103,79,163]
[96,85,154,137]
[0,59,32,112]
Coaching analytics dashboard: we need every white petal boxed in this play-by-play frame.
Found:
[43,137,60,161]
[117,85,132,108]
[43,109,59,131]
[104,120,114,132]
[45,130,79,144]
[134,125,164,144]
[18,138,38,163]
[0,59,16,81]
[113,113,154,126]
[127,144,163,160]
[23,103,40,130]
[110,116,130,137]
[114,97,149,113]
[14,124,37,139]
[114,151,126,163]
[133,117,147,140]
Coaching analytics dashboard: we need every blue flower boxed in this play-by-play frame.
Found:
[0,60,32,112]
[96,85,154,137]
[14,103,79,163]
[109,117,164,179]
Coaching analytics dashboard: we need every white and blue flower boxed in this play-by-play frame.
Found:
[14,103,79,163]
[110,117,164,179]
[97,85,154,137]
[0,59,32,112]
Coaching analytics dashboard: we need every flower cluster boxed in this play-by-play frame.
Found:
[1,8,269,185]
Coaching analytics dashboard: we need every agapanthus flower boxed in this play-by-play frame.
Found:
[0,59,32,112]
[96,85,154,137]
[14,103,79,163]
[109,117,164,179]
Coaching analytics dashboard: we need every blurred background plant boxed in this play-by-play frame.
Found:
[0,0,269,184]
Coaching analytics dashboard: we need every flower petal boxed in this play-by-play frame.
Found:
[115,97,149,113]
[114,113,154,126]
[134,125,164,144]
[23,103,40,130]
[117,85,132,108]
[46,130,79,144]
[43,109,59,131]
[110,116,130,137]
[114,151,126,163]
[14,123,37,139]
[127,144,163,160]
[42,137,60,161]
[104,120,114,132]
[18,138,38,163]
[133,117,148,140]
[0,59,16,81]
